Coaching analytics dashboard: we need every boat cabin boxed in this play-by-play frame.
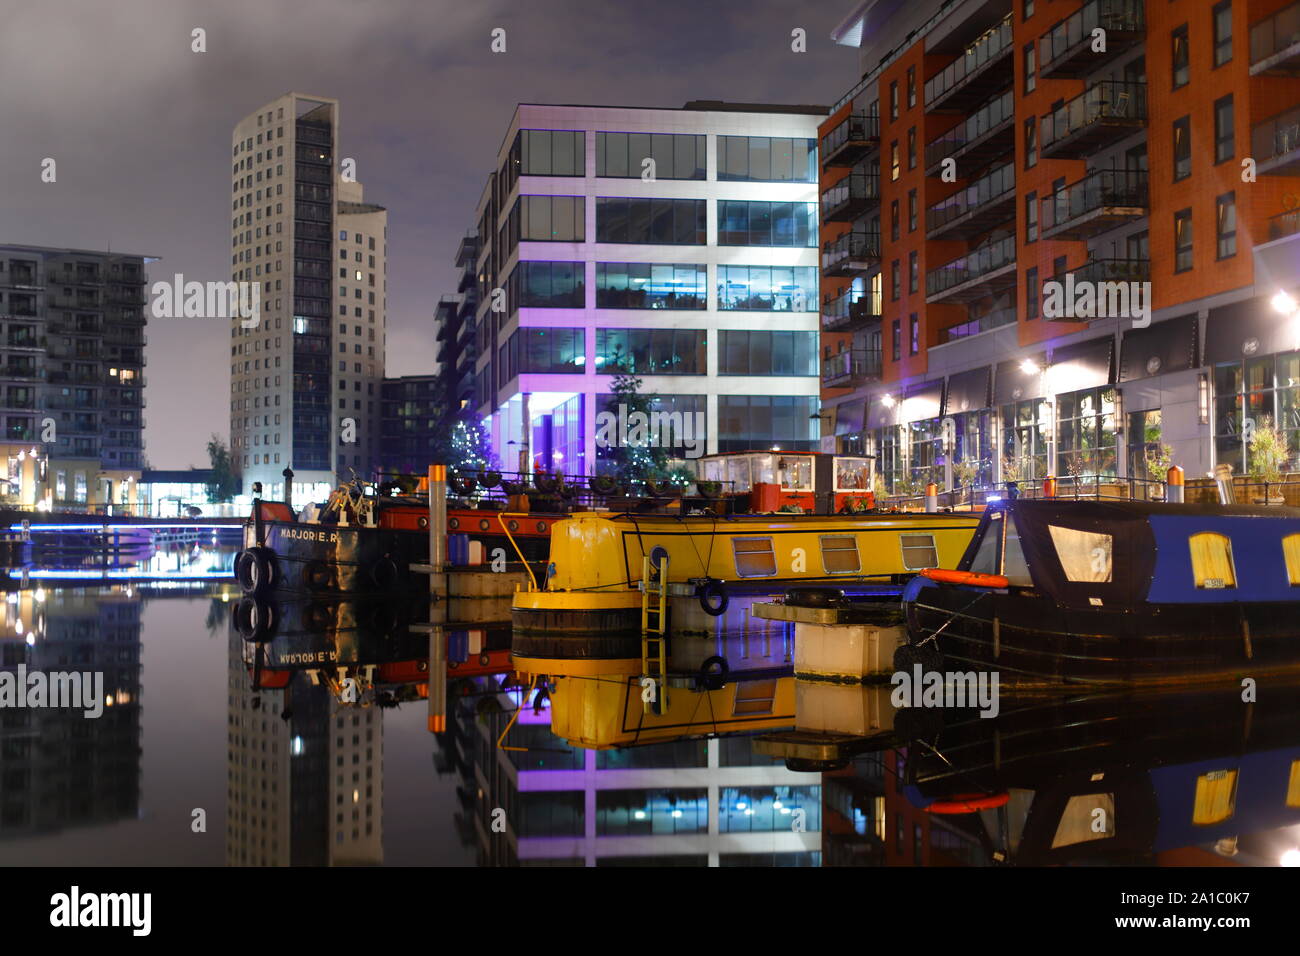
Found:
[696,450,873,514]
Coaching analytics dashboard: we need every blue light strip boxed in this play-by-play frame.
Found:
[7,569,232,580]
[7,523,242,531]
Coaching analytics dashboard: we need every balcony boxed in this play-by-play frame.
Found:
[1251,1,1300,75]
[1044,258,1151,322]
[1,366,41,380]
[820,113,880,168]
[938,307,1016,344]
[1252,107,1300,175]
[926,235,1017,303]
[1040,82,1146,159]
[3,267,40,289]
[926,162,1016,241]
[924,90,1014,178]
[1041,170,1148,241]
[1039,0,1145,80]
[821,171,880,222]
[821,348,882,388]
[925,14,1013,114]
[822,288,881,332]
[822,230,881,277]
[1269,209,1300,241]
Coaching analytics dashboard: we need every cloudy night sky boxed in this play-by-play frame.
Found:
[1,0,859,468]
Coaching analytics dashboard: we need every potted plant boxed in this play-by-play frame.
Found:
[480,471,502,489]
[1249,416,1290,504]
[952,459,980,505]
[694,479,722,498]
[588,474,619,496]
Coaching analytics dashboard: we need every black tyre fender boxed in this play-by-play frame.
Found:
[234,597,276,642]
[698,655,729,690]
[369,555,401,591]
[236,547,277,597]
[696,578,729,617]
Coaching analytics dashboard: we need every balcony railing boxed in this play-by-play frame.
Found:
[926,162,1016,239]
[1045,259,1152,321]
[820,171,880,222]
[1041,82,1146,159]
[1269,209,1300,241]
[924,90,1015,175]
[1252,107,1300,175]
[939,307,1017,344]
[821,348,882,388]
[925,14,1014,113]
[1041,169,1148,241]
[822,288,882,331]
[820,113,880,168]
[1250,1,1300,75]
[822,230,881,276]
[1040,0,1146,79]
[926,235,1017,302]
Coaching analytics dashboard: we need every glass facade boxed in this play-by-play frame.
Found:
[716,265,818,311]
[1000,398,1051,482]
[717,201,817,247]
[595,198,707,244]
[1214,354,1300,474]
[503,327,585,375]
[718,330,817,376]
[595,789,709,835]
[594,328,706,375]
[505,261,585,311]
[1055,386,1118,477]
[717,395,819,452]
[596,132,706,179]
[717,136,817,182]
[718,786,821,833]
[595,262,707,309]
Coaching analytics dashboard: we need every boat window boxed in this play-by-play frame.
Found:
[900,533,938,570]
[732,537,777,577]
[732,679,778,715]
[1050,794,1116,848]
[1003,515,1032,587]
[726,457,752,492]
[1192,769,1238,825]
[835,457,870,491]
[1283,534,1300,586]
[1287,760,1300,809]
[1189,532,1237,589]
[777,456,813,491]
[968,515,1002,575]
[1048,525,1113,583]
[820,535,861,574]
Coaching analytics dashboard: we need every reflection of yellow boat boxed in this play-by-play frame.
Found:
[513,511,980,637]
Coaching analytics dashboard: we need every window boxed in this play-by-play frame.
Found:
[716,396,819,452]
[511,327,585,374]
[1282,533,1300,585]
[907,67,916,108]
[1024,43,1036,93]
[1172,24,1189,88]
[1216,192,1237,259]
[594,328,705,375]
[505,261,584,310]
[1173,116,1191,180]
[890,81,899,120]
[908,252,918,293]
[717,136,816,182]
[909,313,919,355]
[821,535,861,574]
[1023,0,1033,19]
[890,200,900,241]
[510,129,584,182]
[1049,525,1113,582]
[1056,386,1118,477]
[891,260,900,300]
[716,201,816,246]
[908,189,917,231]
[596,262,706,309]
[1212,2,1232,67]
[733,537,777,577]
[1192,770,1238,825]
[1189,532,1236,589]
[500,195,585,248]
[1174,208,1193,273]
[1026,266,1039,319]
[891,319,901,361]
[1025,191,1038,243]
[900,533,937,570]
[907,127,916,169]
[1214,95,1234,163]
[719,330,818,375]
[890,141,900,180]
[596,197,706,245]
[597,132,706,179]
[1003,515,1032,586]
[716,265,818,311]
[1024,118,1037,168]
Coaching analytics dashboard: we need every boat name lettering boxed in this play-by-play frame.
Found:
[280,528,338,543]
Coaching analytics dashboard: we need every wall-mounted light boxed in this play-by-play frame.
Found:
[1198,372,1210,425]
[1019,358,1040,375]
[881,394,895,408]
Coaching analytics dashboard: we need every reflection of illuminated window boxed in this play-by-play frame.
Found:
[1051,794,1116,848]
[1192,769,1238,825]
[1190,532,1236,589]
[732,679,777,715]
[821,535,860,574]
[1049,525,1113,582]
[733,537,776,577]
[1287,761,1300,809]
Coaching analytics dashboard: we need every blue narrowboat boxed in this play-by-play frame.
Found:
[901,498,1300,685]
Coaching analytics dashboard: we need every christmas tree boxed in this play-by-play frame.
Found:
[605,368,669,487]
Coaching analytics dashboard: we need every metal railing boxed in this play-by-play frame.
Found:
[926,235,1016,298]
[1041,169,1148,233]
[822,287,882,327]
[1252,106,1300,162]
[938,307,1016,343]
[1270,209,1300,241]
[1041,81,1146,151]
[924,14,1013,107]
[822,229,881,272]
[925,90,1014,170]
[820,113,879,159]
[926,162,1015,233]
[1040,0,1145,73]
[820,171,880,216]
[821,348,883,386]
[1250,0,1300,68]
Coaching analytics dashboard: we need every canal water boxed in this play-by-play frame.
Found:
[2,544,1298,866]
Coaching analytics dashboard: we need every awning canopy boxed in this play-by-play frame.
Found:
[833,398,866,435]
[943,366,991,415]
[1047,336,1114,394]
[993,352,1047,406]
[1204,296,1297,365]
[901,380,943,423]
[1119,314,1198,382]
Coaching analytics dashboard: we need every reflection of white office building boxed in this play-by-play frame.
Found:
[225,632,383,866]
[471,103,827,476]
[468,695,821,867]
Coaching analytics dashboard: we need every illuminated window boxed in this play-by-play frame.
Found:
[733,537,776,577]
[820,535,860,574]
[1282,534,1300,585]
[1189,532,1236,588]
[1192,769,1237,825]
[1051,793,1116,848]
[1049,525,1113,582]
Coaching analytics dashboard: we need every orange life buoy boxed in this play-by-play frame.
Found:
[925,792,1010,814]
[920,567,1010,588]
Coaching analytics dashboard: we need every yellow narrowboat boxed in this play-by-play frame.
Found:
[512,510,980,640]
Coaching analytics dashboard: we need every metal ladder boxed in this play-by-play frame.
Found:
[641,553,668,714]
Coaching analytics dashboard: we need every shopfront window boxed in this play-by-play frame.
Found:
[1215,354,1300,475]
[1055,386,1117,478]
[1000,399,1049,482]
